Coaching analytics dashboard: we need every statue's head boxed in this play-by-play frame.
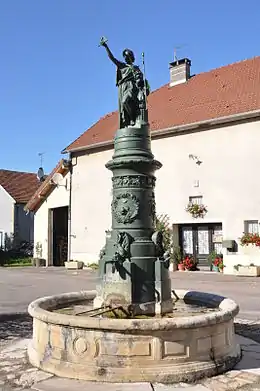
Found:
[123,49,135,64]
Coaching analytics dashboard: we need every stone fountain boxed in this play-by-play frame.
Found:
[28,38,241,383]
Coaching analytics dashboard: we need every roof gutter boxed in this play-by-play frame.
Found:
[63,109,260,154]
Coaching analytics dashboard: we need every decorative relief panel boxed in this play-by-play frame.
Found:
[112,175,156,189]
[163,341,187,358]
[112,193,139,224]
[100,339,152,357]
[148,192,156,223]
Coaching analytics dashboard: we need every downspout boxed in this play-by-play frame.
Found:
[67,154,73,262]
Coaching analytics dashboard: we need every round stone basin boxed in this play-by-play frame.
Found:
[28,289,241,384]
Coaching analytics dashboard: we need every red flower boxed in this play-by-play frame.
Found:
[240,233,260,247]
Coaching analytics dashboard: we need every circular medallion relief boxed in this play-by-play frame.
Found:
[112,193,139,224]
[73,337,88,355]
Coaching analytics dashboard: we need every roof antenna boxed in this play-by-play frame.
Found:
[37,152,46,182]
[38,152,45,168]
[173,44,188,64]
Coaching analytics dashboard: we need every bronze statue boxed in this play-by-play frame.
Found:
[99,37,149,128]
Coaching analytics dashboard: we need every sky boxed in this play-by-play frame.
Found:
[0,0,259,174]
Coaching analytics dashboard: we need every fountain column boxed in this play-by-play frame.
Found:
[94,121,172,315]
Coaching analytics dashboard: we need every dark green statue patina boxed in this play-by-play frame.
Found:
[94,38,172,315]
[99,36,149,128]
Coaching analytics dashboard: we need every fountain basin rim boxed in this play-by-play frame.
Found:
[28,289,239,331]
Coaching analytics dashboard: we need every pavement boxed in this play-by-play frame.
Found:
[0,267,259,320]
[1,266,260,390]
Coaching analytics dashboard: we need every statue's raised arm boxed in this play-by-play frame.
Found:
[99,37,124,68]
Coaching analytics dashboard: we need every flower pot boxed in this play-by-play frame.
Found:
[178,263,185,271]
[212,265,220,272]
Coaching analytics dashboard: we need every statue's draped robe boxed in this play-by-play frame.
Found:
[116,63,143,128]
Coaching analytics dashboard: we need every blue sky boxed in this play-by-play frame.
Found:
[0,0,259,174]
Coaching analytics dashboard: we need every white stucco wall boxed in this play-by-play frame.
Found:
[0,185,14,247]
[70,150,112,263]
[33,174,70,263]
[70,119,260,267]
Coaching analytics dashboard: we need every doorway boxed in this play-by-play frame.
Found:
[51,206,68,266]
[179,223,222,266]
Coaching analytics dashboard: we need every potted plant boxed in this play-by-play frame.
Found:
[33,242,46,267]
[212,255,224,272]
[207,250,217,271]
[235,263,260,277]
[183,255,197,271]
[178,261,185,271]
[185,202,207,219]
[172,245,183,271]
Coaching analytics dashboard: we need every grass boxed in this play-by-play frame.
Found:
[1,257,33,267]
[5,262,32,267]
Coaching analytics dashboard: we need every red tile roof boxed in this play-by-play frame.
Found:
[0,169,41,203]
[64,56,260,152]
[25,160,70,212]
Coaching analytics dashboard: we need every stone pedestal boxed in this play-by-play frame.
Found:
[95,124,172,315]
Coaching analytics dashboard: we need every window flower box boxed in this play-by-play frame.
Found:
[185,202,207,219]
[240,233,260,247]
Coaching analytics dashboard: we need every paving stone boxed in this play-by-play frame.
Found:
[235,335,260,373]
[153,384,210,390]
[32,378,152,391]
[0,339,29,353]
[203,369,260,390]
[15,368,53,388]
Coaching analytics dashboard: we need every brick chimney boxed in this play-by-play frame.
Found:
[169,58,191,87]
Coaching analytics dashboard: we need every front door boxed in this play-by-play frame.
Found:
[52,206,68,266]
[179,223,222,266]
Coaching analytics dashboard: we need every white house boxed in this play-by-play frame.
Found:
[26,56,260,274]
[25,160,70,266]
[0,169,40,249]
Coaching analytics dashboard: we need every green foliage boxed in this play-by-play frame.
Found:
[172,245,183,265]
[155,214,172,248]
[234,264,242,271]
[155,214,179,262]
[207,250,218,265]
[2,257,33,267]
[88,263,99,270]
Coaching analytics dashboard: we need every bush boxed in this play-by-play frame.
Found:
[0,245,33,267]
[155,214,175,261]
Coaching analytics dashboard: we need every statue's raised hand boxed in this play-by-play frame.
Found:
[99,36,108,47]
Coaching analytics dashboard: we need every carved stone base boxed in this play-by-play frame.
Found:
[28,290,241,384]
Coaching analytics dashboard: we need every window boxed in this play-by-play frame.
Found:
[189,196,202,205]
[0,231,4,249]
[244,220,259,234]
